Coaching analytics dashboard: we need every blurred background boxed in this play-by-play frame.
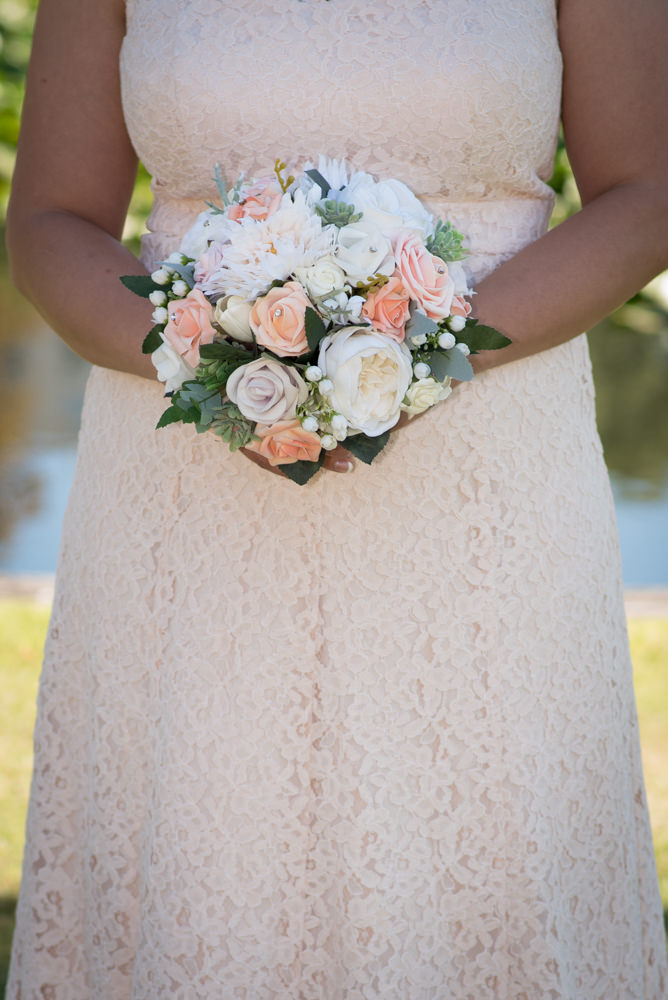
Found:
[1,0,668,583]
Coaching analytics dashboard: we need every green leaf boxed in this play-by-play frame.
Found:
[141,324,163,354]
[405,309,439,343]
[304,307,328,353]
[155,406,185,429]
[343,430,390,465]
[121,274,160,298]
[279,452,326,485]
[427,349,474,382]
[199,340,253,362]
[455,323,512,353]
[305,168,331,198]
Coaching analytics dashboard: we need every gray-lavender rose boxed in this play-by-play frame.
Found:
[225,357,308,424]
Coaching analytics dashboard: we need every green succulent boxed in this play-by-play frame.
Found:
[426,219,466,262]
[314,200,363,228]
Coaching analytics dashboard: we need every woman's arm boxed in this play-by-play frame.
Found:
[6,0,155,378]
[470,0,668,371]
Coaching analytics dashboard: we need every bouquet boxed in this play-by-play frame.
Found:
[123,156,510,484]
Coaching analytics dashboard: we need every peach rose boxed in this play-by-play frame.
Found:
[246,419,322,466]
[361,275,411,342]
[450,294,472,318]
[393,230,455,320]
[163,288,217,368]
[227,178,282,222]
[250,281,311,357]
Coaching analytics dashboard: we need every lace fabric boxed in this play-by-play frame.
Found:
[6,1,667,997]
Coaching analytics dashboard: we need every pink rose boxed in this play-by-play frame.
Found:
[245,419,322,466]
[450,294,472,318]
[393,230,455,320]
[163,288,216,368]
[228,178,282,222]
[194,241,226,298]
[250,281,311,357]
[361,275,411,342]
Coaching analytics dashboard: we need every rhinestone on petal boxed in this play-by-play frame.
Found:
[274,308,283,318]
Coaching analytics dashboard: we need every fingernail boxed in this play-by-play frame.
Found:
[334,461,355,473]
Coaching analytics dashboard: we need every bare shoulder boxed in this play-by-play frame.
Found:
[8,0,137,240]
[558,0,668,203]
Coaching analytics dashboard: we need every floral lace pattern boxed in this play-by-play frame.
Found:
[7,1,667,997]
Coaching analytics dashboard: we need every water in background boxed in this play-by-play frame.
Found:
[1,272,668,585]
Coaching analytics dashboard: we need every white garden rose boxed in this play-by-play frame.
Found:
[293,256,347,300]
[152,335,196,393]
[317,326,414,436]
[214,295,255,343]
[225,356,308,424]
[338,173,435,241]
[179,210,230,259]
[334,221,394,283]
[401,376,452,418]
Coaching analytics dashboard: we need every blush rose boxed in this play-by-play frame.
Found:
[393,230,455,320]
[361,276,411,341]
[162,288,217,368]
[250,281,311,357]
[245,419,322,466]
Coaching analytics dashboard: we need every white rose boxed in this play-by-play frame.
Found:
[338,173,434,241]
[152,336,196,393]
[446,260,471,297]
[317,326,413,436]
[334,221,394,284]
[293,256,347,300]
[179,210,230,260]
[225,356,308,424]
[401,377,452,418]
[214,295,255,343]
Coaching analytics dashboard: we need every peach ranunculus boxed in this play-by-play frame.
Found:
[250,281,311,357]
[393,229,455,320]
[361,275,411,342]
[245,419,322,466]
[227,177,283,222]
[450,294,472,318]
[163,288,217,368]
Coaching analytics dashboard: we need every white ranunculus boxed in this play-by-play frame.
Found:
[214,295,255,343]
[293,256,347,300]
[401,377,452,418]
[337,173,434,241]
[225,356,308,424]
[179,210,230,260]
[334,221,394,283]
[152,336,196,393]
[317,326,414,436]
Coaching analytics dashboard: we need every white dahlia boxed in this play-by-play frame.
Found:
[217,190,337,299]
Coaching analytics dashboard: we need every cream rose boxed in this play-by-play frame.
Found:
[400,377,452,418]
[334,221,394,283]
[214,295,255,342]
[250,281,311,357]
[225,357,308,424]
[151,336,196,393]
[338,173,435,241]
[317,326,414,436]
[293,256,347,300]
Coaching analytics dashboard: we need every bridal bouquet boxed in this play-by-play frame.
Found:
[123,157,510,484]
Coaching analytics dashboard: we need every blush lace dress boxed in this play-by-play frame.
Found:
[6,1,668,998]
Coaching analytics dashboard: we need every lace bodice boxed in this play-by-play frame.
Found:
[120,0,562,276]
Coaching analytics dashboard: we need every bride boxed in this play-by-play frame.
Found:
[5,0,668,997]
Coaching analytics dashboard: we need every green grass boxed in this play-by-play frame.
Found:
[1,600,667,988]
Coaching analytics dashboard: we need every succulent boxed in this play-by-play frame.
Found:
[210,402,258,451]
[314,199,363,228]
[426,219,466,262]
